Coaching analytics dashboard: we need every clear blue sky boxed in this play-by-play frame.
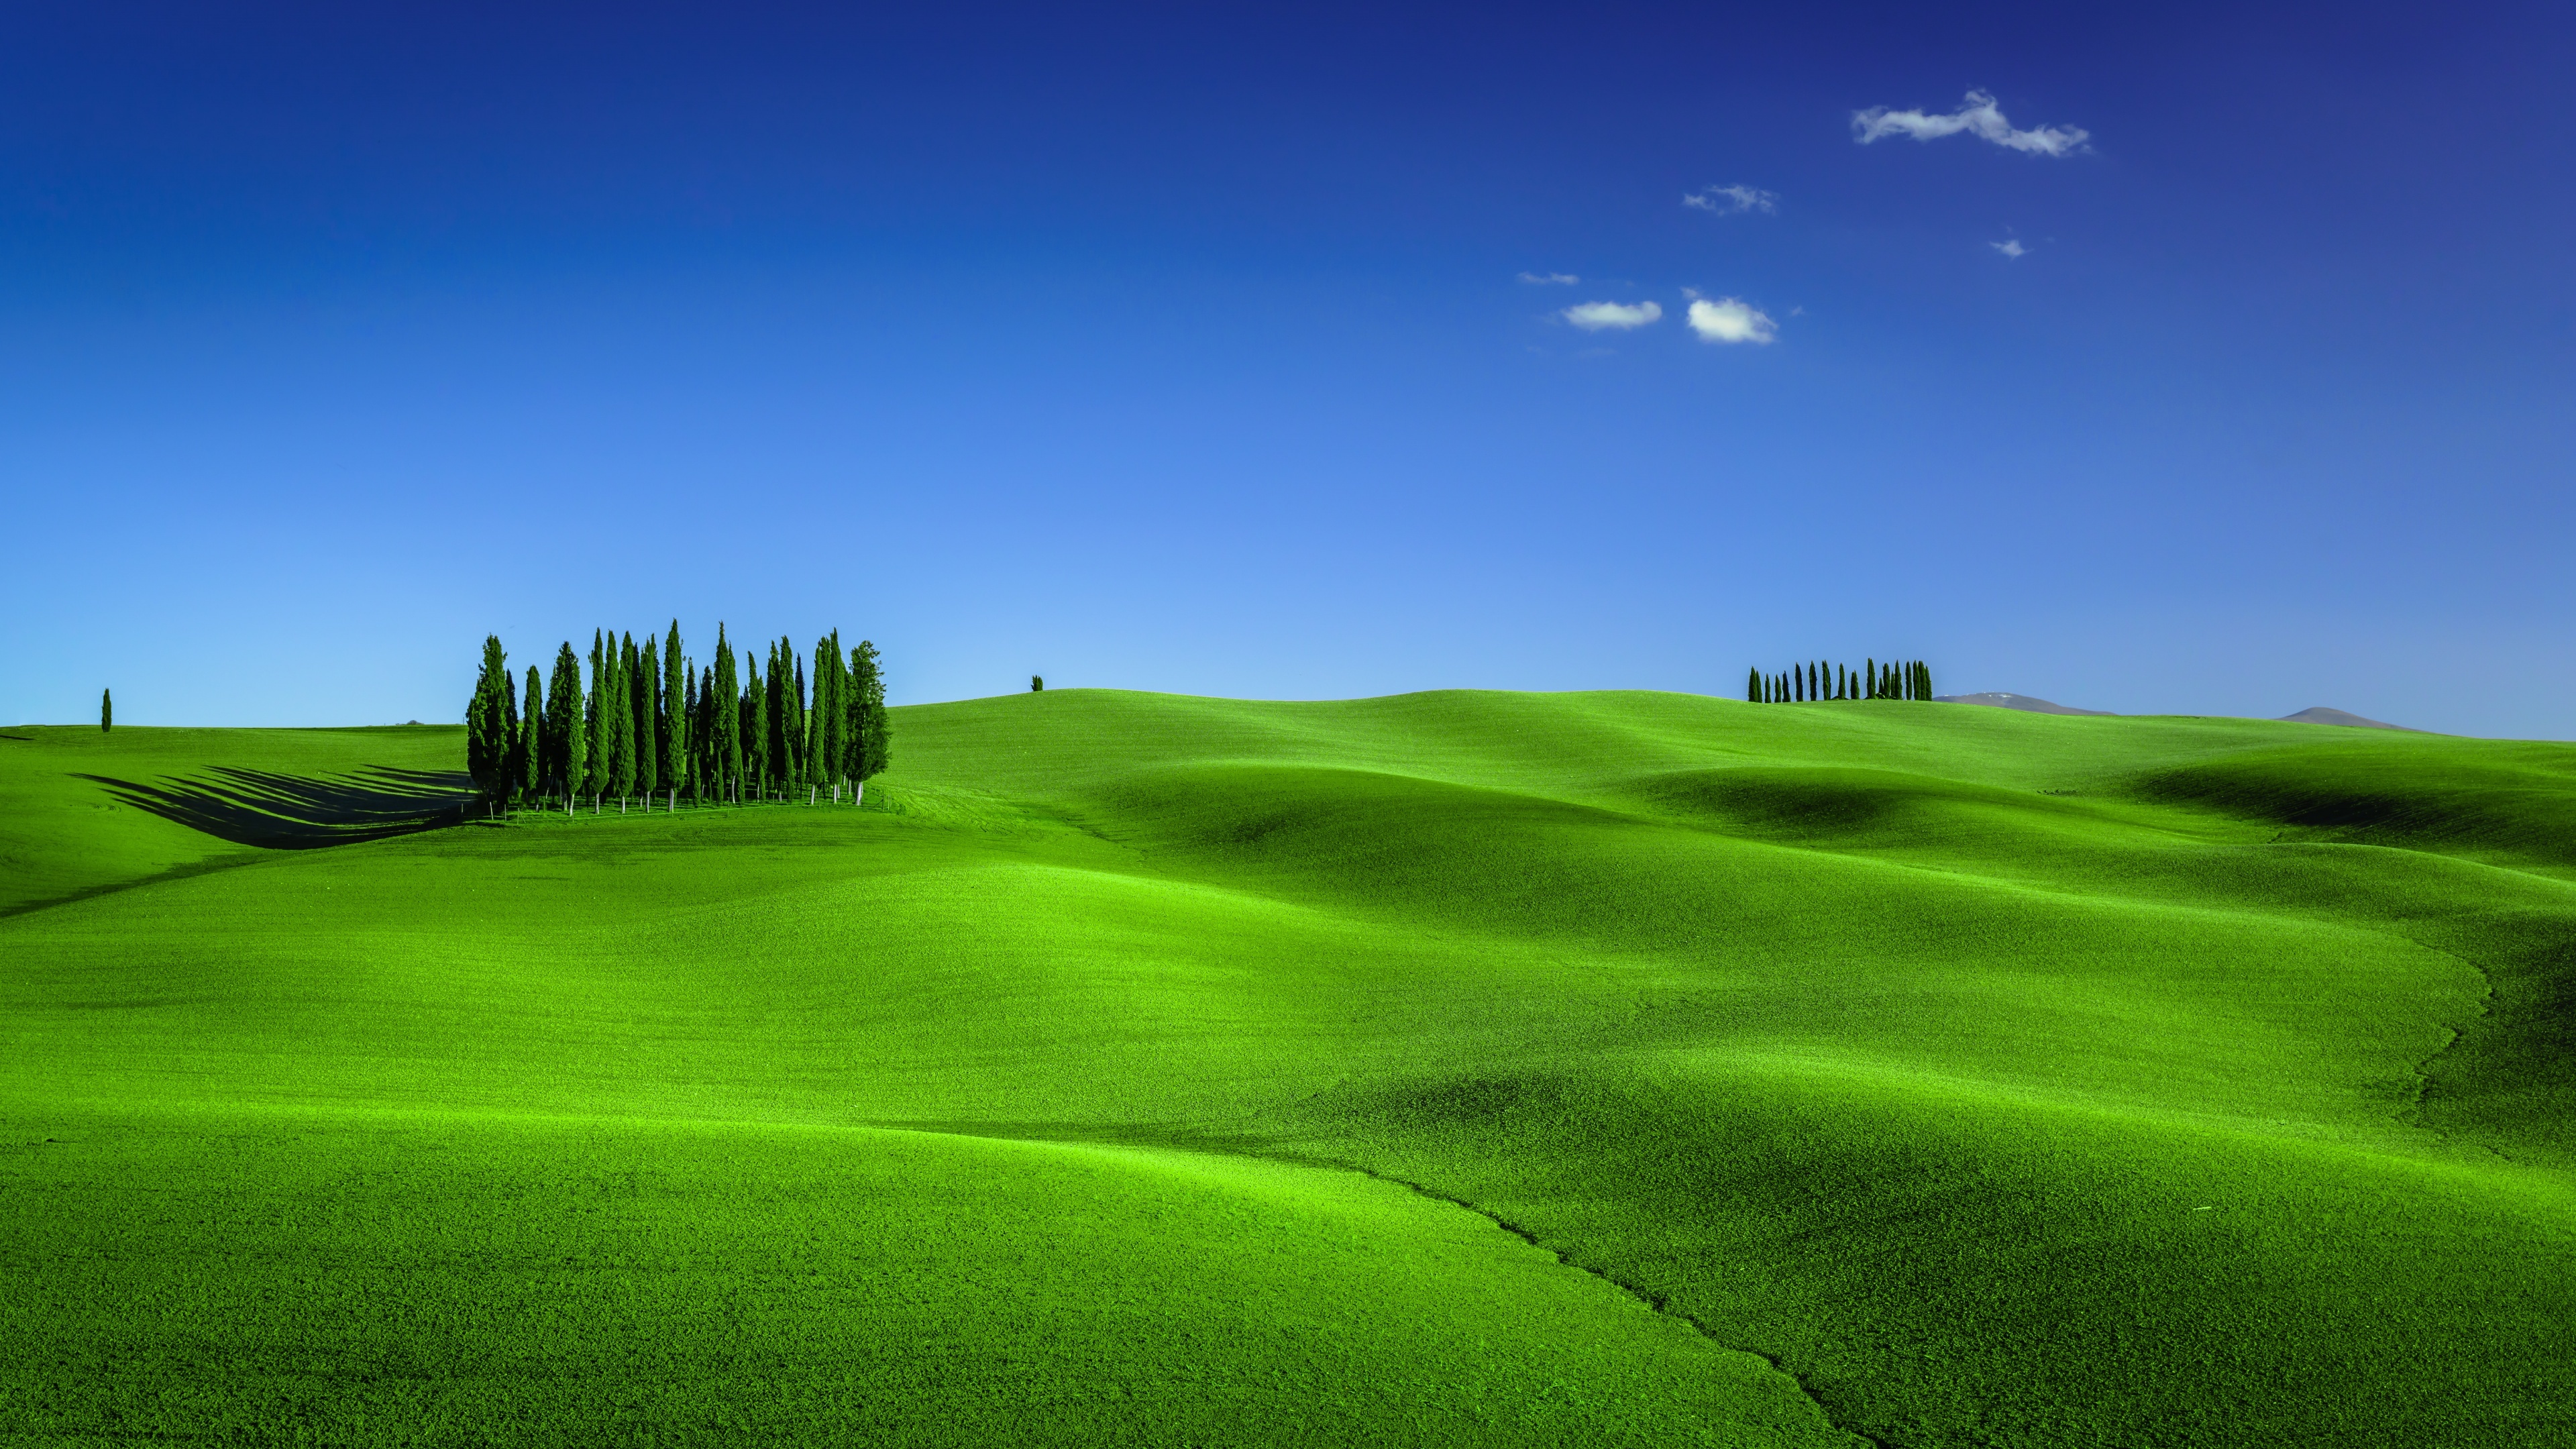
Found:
[4,1,2569,736]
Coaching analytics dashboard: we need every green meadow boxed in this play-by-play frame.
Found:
[3,691,2572,1446]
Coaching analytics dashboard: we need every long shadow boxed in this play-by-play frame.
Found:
[76,765,481,849]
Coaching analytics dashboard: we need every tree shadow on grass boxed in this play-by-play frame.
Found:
[75,765,481,849]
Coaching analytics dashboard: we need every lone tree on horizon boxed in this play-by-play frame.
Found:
[100,688,111,733]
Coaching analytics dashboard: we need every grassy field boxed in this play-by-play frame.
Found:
[3,692,2571,1446]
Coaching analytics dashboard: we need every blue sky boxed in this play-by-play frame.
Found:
[4,1,2571,736]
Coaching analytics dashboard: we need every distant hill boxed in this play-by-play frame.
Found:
[2277,706,2423,733]
[1935,692,2115,716]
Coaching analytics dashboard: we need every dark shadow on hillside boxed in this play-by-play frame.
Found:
[76,766,479,849]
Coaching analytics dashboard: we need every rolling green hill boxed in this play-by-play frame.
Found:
[3,692,2571,1446]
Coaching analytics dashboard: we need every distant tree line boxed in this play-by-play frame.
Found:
[465,623,890,816]
[1748,658,1932,704]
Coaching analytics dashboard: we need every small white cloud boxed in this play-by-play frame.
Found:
[1683,184,1778,215]
[1562,300,1662,331]
[1685,297,1777,345]
[1517,271,1580,284]
[1852,90,2090,157]
[1992,239,2027,258]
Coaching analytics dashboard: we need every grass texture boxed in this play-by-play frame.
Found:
[3,693,2572,1446]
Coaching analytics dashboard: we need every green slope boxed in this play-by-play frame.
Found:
[2,692,2571,1446]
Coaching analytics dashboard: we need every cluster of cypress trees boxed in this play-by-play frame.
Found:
[465,623,890,817]
[1747,658,1932,704]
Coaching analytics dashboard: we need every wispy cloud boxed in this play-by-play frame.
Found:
[1852,90,2090,157]
[1562,300,1662,331]
[1683,184,1777,215]
[1517,271,1580,285]
[1992,239,2027,258]
[1685,296,1777,345]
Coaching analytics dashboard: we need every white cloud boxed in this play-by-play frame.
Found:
[1562,300,1662,331]
[1685,296,1777,345]
[1683,184,1778,215]
[1517,271,1580,284]
[1992,239,2027,258]
[1851,90,2090,157]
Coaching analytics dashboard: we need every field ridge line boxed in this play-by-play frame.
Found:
[871,1122,1894,1448]
[1322,1156,1896,1449]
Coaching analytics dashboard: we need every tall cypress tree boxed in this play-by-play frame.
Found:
[741,657,769,799]
[814,633,845,797]
[550,642,586,813]
[1866,657,1878,700]
[765,640,791,794]
[696,663,714,800]
[499,657,520,814]
[661,621,687,802]
[605,633,635,806]
[1746,666,1761,703]
[792,649,810,794]
[636,633,661,804]
[467,634,509,809]
[696,664,714,801]
[712,627,741,803]
[519,665,543,804]
[582,632,608,806]
[101,688,112,733]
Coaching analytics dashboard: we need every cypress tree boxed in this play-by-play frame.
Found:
[584,631,610,808]
[766,639,792,794]
[741,657,769,800]
[696,664,714,802]
[712,626,741,803]
[698,663,717,801]
[101,688,112,733]
[499,656,520,814]
[793,649,810,795]
[1794,666,1805,703]
[519,665,543,804]
[550,642,586,814]
[662,622,687,804]
[764,641,781,790]
[606,633,637,807]
[636,634,661,805]
[1866,657,1878,700]
[1918,661,1934,700]
[814,633,845,799]
[851,639,890,800]
[1746,667,1761,703]
[467,634,509,810]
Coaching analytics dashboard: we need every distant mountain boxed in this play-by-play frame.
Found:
[1935,692,2116,717]
[2277,706,2423,733]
